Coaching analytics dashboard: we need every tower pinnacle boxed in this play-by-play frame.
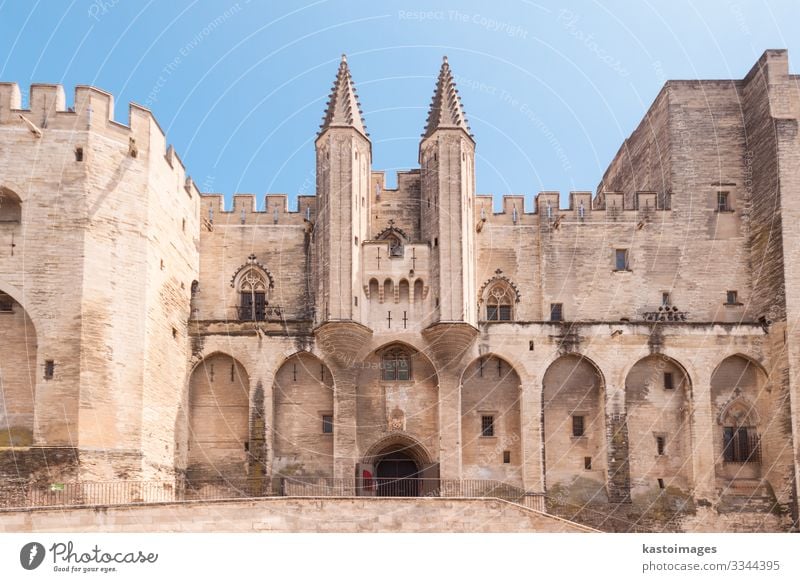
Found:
[318,54,367,138]
[422,56,472,140]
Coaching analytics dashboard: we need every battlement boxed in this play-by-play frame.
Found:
[371,169,421,194]
[473,190,669,226]
[200,193,318,226]
[0,82,201,202]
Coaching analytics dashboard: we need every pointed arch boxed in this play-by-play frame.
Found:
[460,354,522,483]
[229,253,275,289]
[542,354,607,500]
[376,226,408,257]
[362,432,434,467]
[624,354,693,496]
[478,270,520,321]
[711,355,768,477]
[231,254,274,321]
[272,352,334,477]
[0,286,38,446]
[186,352,251,481]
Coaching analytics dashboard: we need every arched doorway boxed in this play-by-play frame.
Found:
[360,433,436,497]
[375,447,420,496]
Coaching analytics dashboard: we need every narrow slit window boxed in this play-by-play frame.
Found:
[584,456,592,470]
[503,451,511,464]
[663,372,674,390]
[615,248,629,270]
[75,147,84,162]
[322,414,334,434]
[656,436,665,455]
[44,360,55,380]
[0,293,13,313]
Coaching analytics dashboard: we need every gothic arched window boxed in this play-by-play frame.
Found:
[485,283,514,321]
[238,268,268,321]
[382,348,411,381]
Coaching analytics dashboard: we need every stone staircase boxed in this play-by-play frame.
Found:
[716,478,782,514]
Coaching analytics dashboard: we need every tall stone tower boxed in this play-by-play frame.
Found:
[314,55,371,324]
[418,58,479,482]
[419,57,477,326]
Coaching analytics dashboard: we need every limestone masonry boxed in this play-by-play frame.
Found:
[1,51,800,532]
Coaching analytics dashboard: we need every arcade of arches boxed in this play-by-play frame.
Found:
[176,346,781,507]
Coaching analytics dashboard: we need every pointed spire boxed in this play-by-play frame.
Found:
[318,54,368,138]
[422,56,472,141]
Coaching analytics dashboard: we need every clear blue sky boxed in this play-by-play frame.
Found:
[1,0,798,209]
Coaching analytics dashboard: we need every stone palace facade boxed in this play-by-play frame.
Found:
[1,50,800,531]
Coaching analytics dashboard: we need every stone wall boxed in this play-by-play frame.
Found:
[0,497,593,533]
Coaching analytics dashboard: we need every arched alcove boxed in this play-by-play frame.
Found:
[711,355,769,483]
[186,353,250,481]
[542,354,606,502]
[625,355,692,496]
[272,352,334,477]
[460,355,522,484]
[0,289,37,446]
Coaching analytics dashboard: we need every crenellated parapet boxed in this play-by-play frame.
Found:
[0,83,199,203]
[200,193,319,226]
[473,190,671,227]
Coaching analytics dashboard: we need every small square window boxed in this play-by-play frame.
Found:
[503,451,511,464]
[0,293,13,313]
[663,372,674,390]
[726,290,738,305]
[584,456,592,470]
[615,249,629,271]
[550,303,563,322]
[572,415,585,437]
[75,147,84,162]
[322,414,334,434]
[481,415,495,437]
[44,360,55,380]
[657,478,665,489]
[717,191,731,212]
[656,436,666,455]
